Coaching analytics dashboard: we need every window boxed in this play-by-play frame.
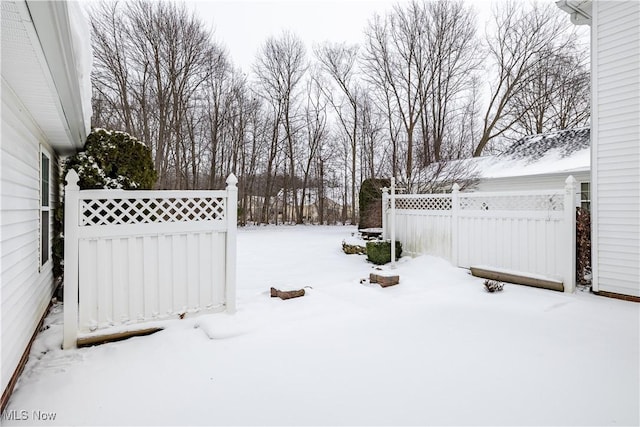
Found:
[40,151,50,266]
[580,182,590,211]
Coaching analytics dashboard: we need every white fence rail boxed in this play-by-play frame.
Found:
[63,170,237,349]
[383,177,576,292]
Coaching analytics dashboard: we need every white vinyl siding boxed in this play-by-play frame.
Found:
[1,84,57,395]
[592,1,640,297]
[475,171,590,208]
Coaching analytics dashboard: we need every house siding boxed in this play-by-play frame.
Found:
[475,171,590,206]
[1,84,58,396]
[592,1,640,297]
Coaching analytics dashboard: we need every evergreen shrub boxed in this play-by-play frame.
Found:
[65,128,157,190]
[366,240,402,265]
[54,129,157,284]
[358,178,390,230]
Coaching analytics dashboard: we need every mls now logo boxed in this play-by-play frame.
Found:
[2,409,57,421]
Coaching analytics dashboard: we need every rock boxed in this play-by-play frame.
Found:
[270,287,305,300]
[369,273,400,287]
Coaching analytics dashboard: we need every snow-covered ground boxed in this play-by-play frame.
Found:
[4,226,639,426]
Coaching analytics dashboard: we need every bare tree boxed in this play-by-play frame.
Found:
[512,49,590,136]
[90,0,224,189]
[421,0,479,163]
[473,0,583,156]
[90,0,591,219]
[202,50,232,188]
[90,1,137,134]
[413,158,480,193]
[550,53,590,130]
[363,2,429,187]
[363,0,481,194]
[314,42,361,223]
[296,75,327,223]
[358,92,385,180]
[253,31,307,223]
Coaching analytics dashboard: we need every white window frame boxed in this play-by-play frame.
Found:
[40,147,51,270]
[580,182,590,211]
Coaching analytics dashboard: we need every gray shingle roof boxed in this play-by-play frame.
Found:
[501,127,590,161]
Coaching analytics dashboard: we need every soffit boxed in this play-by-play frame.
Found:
[1,0,78,154]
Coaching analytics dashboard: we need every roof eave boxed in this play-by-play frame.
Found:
[556,0,592,26]
[26,0,90,153]
[480,168,591,182]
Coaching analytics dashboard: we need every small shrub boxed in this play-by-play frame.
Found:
[366,240,402,265]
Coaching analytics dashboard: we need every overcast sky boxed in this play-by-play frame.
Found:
[185,0,495,72]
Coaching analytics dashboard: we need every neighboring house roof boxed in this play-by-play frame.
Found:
[1,0,92,154]
[501,127,589,160]
[421,127,590,184]
[492,127,591,177]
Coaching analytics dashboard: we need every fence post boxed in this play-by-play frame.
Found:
[564,175,577,293]
[381,186,389,239]
[390,177,396,268]
[63,170,80,349]
[225,174,238,313]
[451,183,460,266]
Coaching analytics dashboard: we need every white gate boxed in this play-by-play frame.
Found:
[63,170,237,348]
[383,177,576,292]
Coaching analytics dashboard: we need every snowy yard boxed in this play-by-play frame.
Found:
[4,225,639,426]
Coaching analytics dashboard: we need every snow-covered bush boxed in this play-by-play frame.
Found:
[366,240,402,265]
[65,128,157,190]
[54,129,157,283]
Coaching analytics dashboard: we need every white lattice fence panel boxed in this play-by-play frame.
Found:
[459,193,563,211]
[80,197,226,226]
[382,181,575,293]
[63,170,239,349]
[395,196,452,211]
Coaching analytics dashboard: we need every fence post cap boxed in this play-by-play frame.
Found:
[226,173,238,187]
[65,169,80,187]
[452,183,460,192]
[564,175,577,186]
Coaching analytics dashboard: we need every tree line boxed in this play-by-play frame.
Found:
[89,0,589,225]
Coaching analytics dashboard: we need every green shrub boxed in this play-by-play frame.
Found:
[54,129,158,284]
[65,128,157,190]
[366,240,402,265]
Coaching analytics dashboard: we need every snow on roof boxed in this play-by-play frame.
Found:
[67,1,93,137]
[501,127,590,161]
[430,128,590,181]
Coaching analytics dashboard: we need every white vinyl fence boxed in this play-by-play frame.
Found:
[383,177,577,292]
[63,170,238,349]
